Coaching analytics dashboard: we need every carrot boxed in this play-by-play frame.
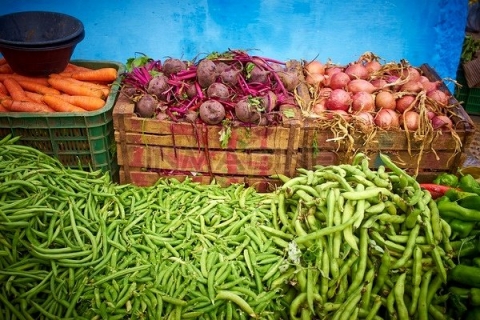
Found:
[43,94,87,112]
[3,78,32,101]
[1,98,54,112]
[56,94,105,111]
[0,104,8,112]
[0,82,7,95]
[24,91,45,104]
[47,77,105,99]
[70,67,118,82]
[17,80,61,95]
[49,74,110,98]
[63,63,95,74]
[0,74,50,86]
[0,64,13,74]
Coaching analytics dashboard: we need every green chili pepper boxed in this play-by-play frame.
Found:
[459,174,480,195]
[437,200,480,222]
[433,172,459,187]
[449,219,477,238]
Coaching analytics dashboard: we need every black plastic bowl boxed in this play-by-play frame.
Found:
[0,11,84,47]
[0,11,85,76]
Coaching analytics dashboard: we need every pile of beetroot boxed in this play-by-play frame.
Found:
[120,50,300,126]
[120,50,461,135]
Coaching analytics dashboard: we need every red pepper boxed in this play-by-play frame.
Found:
[419,183,453,199]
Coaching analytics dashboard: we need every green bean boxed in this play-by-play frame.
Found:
[417,269,433,320]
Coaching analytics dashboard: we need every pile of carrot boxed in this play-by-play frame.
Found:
[0,57,118,113]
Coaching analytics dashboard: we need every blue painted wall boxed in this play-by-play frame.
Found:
[1,0,468,91]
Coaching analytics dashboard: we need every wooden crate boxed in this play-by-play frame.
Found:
[113,94,302,191]
[298,64,476,180]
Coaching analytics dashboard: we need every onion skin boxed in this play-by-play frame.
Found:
[395,95,416,114]
[345,63,369,80]
[347,79,376,94]
[375,91,396,110]
[328,72,351,90]
[352,91,375,112]
[401,110,420,131]
[375,108,400,130]
[325,89,352,111]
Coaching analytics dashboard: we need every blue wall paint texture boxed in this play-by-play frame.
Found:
[0,0,468,91]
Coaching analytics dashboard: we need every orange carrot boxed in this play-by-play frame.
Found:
[43,94,87,112]
[0,104,8,112]
[47,77,105,99]
[1,98,54,112]
[0,74,50,86]
[63,63,95,74]
[70,67,118,82]
[49,74,110,98]
[0,64,13,74]
[3,78,32,101]
[24,91,45,104]
[17,80,61,95]
[56,94,105,111]
[0,82,7,95]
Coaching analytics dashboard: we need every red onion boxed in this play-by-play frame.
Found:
[431,115,453,131]
[400,80,424,93]
[401,110,420,131]
[406,67,421,82]
[375,108,400,129]
[427,89,449,106]
[354,112,374,126]
[328,72,351,89]
[325,89,352,111]
[371,78,388,89]
[422,80,440,92]
[365,60,382,74]
[345,63,369,80]
[325,66,343,77]
[395,95,416,114]
[352,91,375,112]
[347,79,376,94]
[312,100,327,114]
[306,73,325,86]
[375,91,396,110]
[305,60,325,75]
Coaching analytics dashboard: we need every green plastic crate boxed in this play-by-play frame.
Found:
[0,60,125,181]
[454,67,480,116]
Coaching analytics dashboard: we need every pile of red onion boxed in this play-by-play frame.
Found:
[303,53,455,132]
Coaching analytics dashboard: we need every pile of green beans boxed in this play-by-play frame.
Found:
[0,133,456,319]
[270,153,455,320]
[0,135,290,319]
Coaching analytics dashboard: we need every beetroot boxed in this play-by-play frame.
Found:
[147,75,169,99]
[220,67,241,86]
[162,58,187,76]
[277,70,300,92]
[207,83,230,101]
[135,94,158,118]
[199,100,225,124]
[235,98,261,123]
[197,59,217,88]
[248,65,269,84]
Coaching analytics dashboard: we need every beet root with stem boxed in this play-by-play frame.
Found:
[135,94,158,118]
[199,100,226,125]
